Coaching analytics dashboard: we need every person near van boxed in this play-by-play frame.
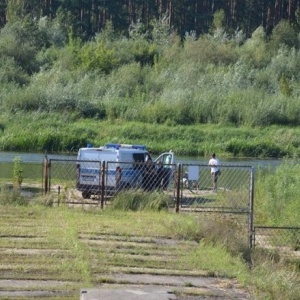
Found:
[142,157,156,191]
[209,153,220,191]
[160,150,173,189]
[166,150,172,165]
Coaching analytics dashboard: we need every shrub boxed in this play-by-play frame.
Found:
[267,46,300,81]
[0,56,30,85]
[0,19,45,74]
[269,20,298,50]
[110,190,172,211]
[239,26,270,69]
[183,35,238,66]
[79,41,119,73]
[13,156,23,188]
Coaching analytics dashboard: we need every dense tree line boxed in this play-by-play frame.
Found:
[1,0,300,38]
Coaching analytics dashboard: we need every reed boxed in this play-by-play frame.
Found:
[1,113,300,158]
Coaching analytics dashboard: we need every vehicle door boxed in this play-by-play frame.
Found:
[76,149,103,197]
[117,152,143,188]
[154,152,175,190]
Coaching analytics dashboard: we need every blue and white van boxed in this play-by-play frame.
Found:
[76,143,174,198]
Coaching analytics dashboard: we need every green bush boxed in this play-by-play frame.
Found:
[13,156,23,188]
[110,190,172,211]
[239,26,270,69]
[0,56,30,85]
[79,41,119,73]
[183,35,238,66]
[0,19,45,75]
[269,20,299,50]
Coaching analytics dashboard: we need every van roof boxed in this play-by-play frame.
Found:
[104,143,146,150]
[78,144,148,153]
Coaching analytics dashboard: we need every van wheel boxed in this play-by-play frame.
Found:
[82,191,91,199]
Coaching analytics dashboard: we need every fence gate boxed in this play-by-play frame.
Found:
[179,164,254,248]
[45,158,178,206]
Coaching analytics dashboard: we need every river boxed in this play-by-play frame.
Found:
[0,151,282,169]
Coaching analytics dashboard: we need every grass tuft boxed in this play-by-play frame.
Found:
[110,189,172,211]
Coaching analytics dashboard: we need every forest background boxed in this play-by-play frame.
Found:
[1,0,300,157]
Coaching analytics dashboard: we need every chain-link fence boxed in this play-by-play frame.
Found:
[44,158,254,247]
[0,161,44,199]
[179,164,253,212]
[178,164,254,248]
[45,159,253,211]
[45,159,177,206]
[1,157,299,255]
[254,226,300,261]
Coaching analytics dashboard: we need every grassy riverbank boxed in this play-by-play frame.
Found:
[0,112,299,158]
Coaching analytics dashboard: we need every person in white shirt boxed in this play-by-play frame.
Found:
[166,150,173,165]
[208,153,220,191]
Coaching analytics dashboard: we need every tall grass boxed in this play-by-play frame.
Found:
[0,184,28,205]
[255,160,300,226]
[1,112,300,158]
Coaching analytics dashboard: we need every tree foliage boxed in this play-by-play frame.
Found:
[1,2,300,133]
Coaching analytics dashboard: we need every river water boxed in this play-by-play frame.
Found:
[0,151,282,169]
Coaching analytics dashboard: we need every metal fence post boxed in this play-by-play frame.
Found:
[43,155,49,194]
[100,161,105,209]
[249,167,255,249]
[175,164,181,213]
[58,186,60,207]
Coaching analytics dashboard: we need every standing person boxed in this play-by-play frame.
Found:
[209,153,220,191]
[166,150,173,165]
[142,157,156,191]
[164,150,173,189]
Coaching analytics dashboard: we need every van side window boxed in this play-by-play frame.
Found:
[133,153,145,162]
[133,153,145,169]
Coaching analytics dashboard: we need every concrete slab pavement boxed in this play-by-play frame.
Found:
[80,286,177,300]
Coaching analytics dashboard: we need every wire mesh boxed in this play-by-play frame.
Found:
[254,226,300,261]
[180,164,252,212]
[106,161,176,194]
[47,159,177,201]
[3,158,300,253]
[47,160,253,211]
[0,162,44,199]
